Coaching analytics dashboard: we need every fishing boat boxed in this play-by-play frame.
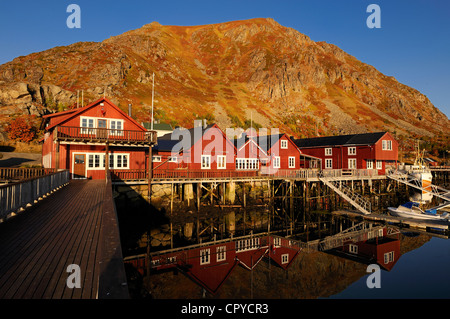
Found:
[408,144,433,191]
[388,202,449,221]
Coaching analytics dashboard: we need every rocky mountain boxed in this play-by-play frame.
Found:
[0,18,448,140]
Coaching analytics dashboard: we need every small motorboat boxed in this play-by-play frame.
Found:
[388,202,449,221]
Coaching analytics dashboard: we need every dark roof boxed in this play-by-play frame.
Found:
[293,132,387,148]
[154,124,220,152]
[233,133,284,152]
[142,122,173,130]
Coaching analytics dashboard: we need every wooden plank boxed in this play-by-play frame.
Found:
[21,181,95,298]
[0,180,109,299]
[37,182,99,299]
[0,182,83,298]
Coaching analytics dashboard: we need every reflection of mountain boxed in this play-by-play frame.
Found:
[130,224,434,299]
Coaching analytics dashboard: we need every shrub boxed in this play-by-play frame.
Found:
[5,117,36,143]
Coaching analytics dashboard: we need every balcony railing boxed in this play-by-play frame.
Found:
[110,168,380,181]
[54,126,157,145]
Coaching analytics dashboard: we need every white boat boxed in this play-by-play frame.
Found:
[406,143,433,203]
[388,202,449,221]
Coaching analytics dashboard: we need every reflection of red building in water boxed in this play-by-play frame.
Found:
[330,227,401,271]
[125,235,301,294]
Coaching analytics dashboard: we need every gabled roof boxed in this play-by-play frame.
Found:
[154,123,236,153]
[293,132,387,148]
[45,97,147,132]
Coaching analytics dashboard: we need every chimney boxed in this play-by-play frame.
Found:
[128,104,132,117]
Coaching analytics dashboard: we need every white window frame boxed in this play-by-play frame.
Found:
[366,159,374,169]
[325,158,333,169]
[348,147,356,155]
[325,148,332,156]
[217,155,226,169]
[348,158,357,169]
[80,117,95,134]
[288,156,295,168]
[273,237,281,248]
[382,140,392,151]
[235,238,260,252]
[168,156,177,163]
[349,244,358,254]
[152,156,162,162]
[280,140,288,149]
[281,254,289,264]
[200,248,210,265]
[384,251,394,264]
[376,160,383,170]
[109,119,124,136]
[201,155,211,169]
[273,156,280,168]
[216,246,226,262]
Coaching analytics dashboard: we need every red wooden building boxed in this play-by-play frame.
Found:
[41,97,155,179]
[126,235,302,295]
[292,132,398,174]
[233,132,307,173]
[330,227,401,271]
[151,122,237,178]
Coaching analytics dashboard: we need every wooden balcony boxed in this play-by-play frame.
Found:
[54,126,157,146]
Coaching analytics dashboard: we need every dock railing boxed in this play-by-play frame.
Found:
[0,167,57,181]
[110,168,381,182]
[0,169,69,221]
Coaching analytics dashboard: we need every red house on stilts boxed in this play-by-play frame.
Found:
[41,97,156,179]
[293,132,398,175]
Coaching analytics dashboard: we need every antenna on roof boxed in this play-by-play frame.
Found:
[151,72,155,130]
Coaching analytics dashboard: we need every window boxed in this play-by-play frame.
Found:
[349,244,358,254]
[384,251,395,264]
[325,158,333,169]
[273,237,281,248]
[280,140,288,149]
[235,158,258,170]
[325,148,332,156]
[288,157,295,168]
[235,238,260,252]
[348,158,357,169]
[216,246,226,262]
[107,153,130,169]
[273,157,280,168]
[201,155,211,169]
[366,159,373,169]
[168,157,177,163]
[200,249,210,265]
[217,155,226,169]
[348,147,356,155]
[81,117,94,134]
[382,140,392,150]
[115,154,129,168]
[110,119,124,136]
[152,156,161,162]
[87,154,103,169]
[281,254,289,264]
[376,160,383,169]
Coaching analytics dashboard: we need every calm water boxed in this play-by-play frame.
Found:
[329,236,450,299]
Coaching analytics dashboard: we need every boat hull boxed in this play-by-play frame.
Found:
[388,207,444,220]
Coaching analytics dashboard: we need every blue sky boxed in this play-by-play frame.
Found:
[0,0,449,118]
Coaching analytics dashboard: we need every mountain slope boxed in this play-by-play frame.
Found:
[0,18,448,140]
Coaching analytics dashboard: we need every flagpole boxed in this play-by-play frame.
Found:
[151,72,155,130]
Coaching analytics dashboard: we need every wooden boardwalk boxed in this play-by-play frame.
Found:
[0,179,110,299]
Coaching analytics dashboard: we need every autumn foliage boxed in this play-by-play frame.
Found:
[5,116,36,142]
